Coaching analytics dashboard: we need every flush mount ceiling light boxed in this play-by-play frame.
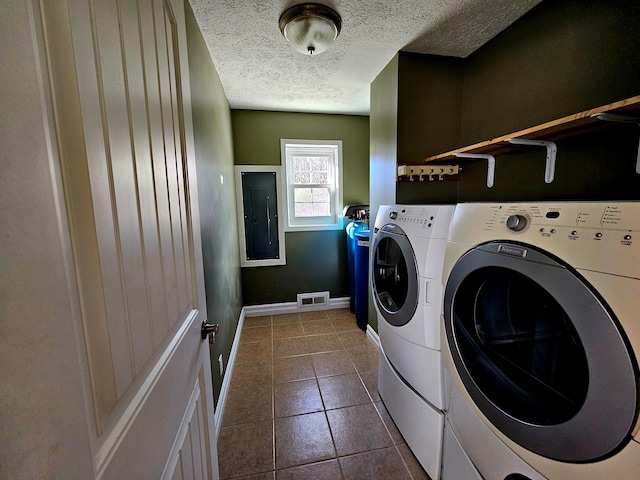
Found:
[279,3,342,55]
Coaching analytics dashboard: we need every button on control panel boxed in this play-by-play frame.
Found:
[390,208,438,229]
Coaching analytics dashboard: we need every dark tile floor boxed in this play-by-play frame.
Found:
[217,308,431,479]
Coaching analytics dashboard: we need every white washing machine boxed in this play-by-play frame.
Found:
[441,202,640,479]
[372,204,455,480]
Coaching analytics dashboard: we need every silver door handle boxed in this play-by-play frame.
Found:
[201,321,219,344]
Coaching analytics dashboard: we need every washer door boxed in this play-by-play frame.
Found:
[444,241,638,462]
[371,225,418,327]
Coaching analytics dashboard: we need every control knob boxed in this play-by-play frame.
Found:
[506,214,528,232]
[389,211,398,220]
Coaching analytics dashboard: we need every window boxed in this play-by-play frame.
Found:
[281,139,343,231]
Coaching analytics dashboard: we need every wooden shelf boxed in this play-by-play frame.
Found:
[397,95,640,186]
[423,95,640,162]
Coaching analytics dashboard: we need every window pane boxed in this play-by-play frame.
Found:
[293,187,331,218]
[294,188,312,202]
[311,172,328,184]
[312,188,330,202]
[293,156,310,172]
[295,203,313,217]
[293,172,310,184]
[293,155,330,185]
[310,156,328,172]
[312,203,330,216]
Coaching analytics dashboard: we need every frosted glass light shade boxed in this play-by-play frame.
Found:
[279,4,341,55]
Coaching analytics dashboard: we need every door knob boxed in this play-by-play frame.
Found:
[201,321,219,344]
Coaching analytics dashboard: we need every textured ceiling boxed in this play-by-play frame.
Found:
[188,0,542,115]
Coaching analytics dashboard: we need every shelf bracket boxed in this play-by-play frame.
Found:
[506,138,557,183]
[592,112,640,174]
[454,153,496,188]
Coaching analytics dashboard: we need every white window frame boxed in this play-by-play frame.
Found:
[280,139,343,231]
[234,165,286,267]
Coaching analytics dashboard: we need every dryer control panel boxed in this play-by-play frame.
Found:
[376,204,455,239]
[449,202,640,279]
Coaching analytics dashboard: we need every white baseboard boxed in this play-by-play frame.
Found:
[243,301,298,317]
[214,308,245,439]
[366,324,380,350]
[244,296,350,317]
[329,296,350,310]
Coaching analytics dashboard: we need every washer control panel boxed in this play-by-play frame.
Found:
[478,203,638,239]
[389,208,435,227]
[376,204,455,240]
[449,202,640,279]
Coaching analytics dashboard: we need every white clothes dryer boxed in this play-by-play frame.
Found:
[441,202,640,480]
[372,204,455,480]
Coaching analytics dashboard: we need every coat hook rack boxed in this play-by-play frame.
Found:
[506,138,557,183]
[592,112,640,174]
[454,153,496,188]
[397,164,460,182]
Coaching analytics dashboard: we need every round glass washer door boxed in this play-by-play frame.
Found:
[371,224,419,327]
[444,241,638,462]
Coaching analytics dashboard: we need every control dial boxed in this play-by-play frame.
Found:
[389,211,398,220]
[506,214,528,232]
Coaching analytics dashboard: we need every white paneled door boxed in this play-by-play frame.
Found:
[1,1,219,479]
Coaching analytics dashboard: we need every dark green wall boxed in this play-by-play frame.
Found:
[461,0,640,145]
[396,53,463,205]
[393,0,640,205]
[368,56,401,331]
[240,230,348,305]
[369,55,399,239]
[398,53,463,162]
[185,2,242,406]
[232,110,370,305]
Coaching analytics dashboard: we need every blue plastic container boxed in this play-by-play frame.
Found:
[346,221,368,313]
[354,229,370,330]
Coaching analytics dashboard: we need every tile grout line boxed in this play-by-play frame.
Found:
[230,310,413,479]
[274,311,356,478]
[314,320,345,479]
[395,444,420,480]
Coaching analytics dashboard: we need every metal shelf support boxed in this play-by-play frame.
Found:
[592,113,640,174]
[506,138,557,183]
[455,153,496,188]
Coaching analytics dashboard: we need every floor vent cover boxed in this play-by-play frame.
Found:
[297,291,330,311]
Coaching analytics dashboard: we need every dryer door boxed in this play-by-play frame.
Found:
[444,241,638,463]
[371,224,418,327]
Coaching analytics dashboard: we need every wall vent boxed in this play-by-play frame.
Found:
[297,291,330,311]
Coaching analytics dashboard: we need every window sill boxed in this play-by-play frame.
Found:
[284,223,345,233]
